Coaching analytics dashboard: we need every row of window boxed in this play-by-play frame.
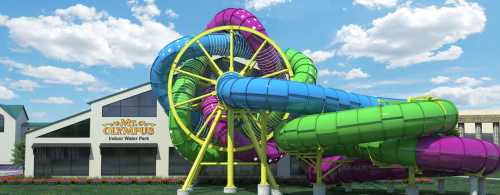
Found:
[0,114,3,132]
[101,147,156,176]
[102,91,157,117]
[33,147,157,177]
[34,147,90,177]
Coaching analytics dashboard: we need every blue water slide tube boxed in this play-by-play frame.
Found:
[216,73,403,115]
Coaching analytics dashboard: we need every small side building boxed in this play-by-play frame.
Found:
[0,104,28,165]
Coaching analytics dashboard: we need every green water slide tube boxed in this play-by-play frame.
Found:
[275,100,458,154]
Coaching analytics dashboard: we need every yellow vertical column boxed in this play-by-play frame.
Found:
[229,29,235,72]
[406,167,419,195]
[240,113,271,195]
[315,151,322,185]
[224,109,237,193]
[260,112,269,185]
[313,150,326,195]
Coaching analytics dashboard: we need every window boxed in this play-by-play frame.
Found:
[168,147,191,176]
[290,157,307,176]
[34,147,90,177]
[0,114,3,132]
[102,91,157,117]
[101,147,156,176]
[39,119,90,138]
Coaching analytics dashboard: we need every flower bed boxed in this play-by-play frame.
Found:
[0,176,185,185]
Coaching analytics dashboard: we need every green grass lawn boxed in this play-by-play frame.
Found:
[1,178,499,195]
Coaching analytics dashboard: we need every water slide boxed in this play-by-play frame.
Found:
[150,8,500,189]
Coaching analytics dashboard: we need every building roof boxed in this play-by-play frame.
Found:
[25,109,90,134]
[0,104,28,120]
[25,122,51,129]
[87,82,150,104]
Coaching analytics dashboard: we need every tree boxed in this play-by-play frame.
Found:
[11,139,25,166]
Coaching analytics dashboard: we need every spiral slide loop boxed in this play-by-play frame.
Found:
[150,8,500,194]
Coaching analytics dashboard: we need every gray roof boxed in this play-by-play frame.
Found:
[0,104,28,119]
[87,82,150,104]
[25,122,51,129]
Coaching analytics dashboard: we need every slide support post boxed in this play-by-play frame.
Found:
[470,176,479,195]
[224,109,237,193]
[437,178,445,194]
[478,177,486,195]
[405,167,419,195]
[313,150,326,195]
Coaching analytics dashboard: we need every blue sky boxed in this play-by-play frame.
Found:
[0,0,499,122]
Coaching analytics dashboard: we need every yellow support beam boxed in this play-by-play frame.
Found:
[195,106,218,137]
[181,110,222,191]
[260,112,269,185]
[226,109,236,189]
[240,114,268,185]
[196,41,224,76]
[408,167,416,185]
[201,162,258,166]
[229,30,235,72]
[174,91,215,108]
[315,150,323,185]
[261,69,288,78]
[176,69,217,85]
[322,162,343,180]
[297,156,315,168]
[240,40,267,76]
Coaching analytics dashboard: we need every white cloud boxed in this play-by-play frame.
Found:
[0,1,181,68]
[0,85,16,100]
[128,0,160,21]
[342,79,415,91]
[26,66,95,85]
[455,76,482,87]
[480,76,492,81]
[10,80,40,91]
[431,76,450,84]
[353,0,398,9]
[245,0,291,11]
[427,85,500,107]
[32,97,74,104]
[84,82,117,93]
[302,49,335,63]
[164,9,178,18]
[336,0,485,68]
[427,75,500,107]
[319,68,369,80]
[0,15,7,25]
[0,57,96,86]
[54,4,108,21]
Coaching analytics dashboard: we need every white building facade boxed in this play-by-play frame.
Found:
[24,83,172,177]
[0,105,28,165]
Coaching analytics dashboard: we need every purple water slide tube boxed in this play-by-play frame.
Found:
[308,136,500,184]
[205,8,285,75]
[416,136,500,174]
[307,156,408,184]
[201,94,283,162]
[307,156,460,184]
